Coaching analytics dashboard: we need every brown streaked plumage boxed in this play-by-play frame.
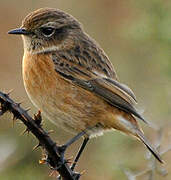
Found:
[8,8,163,163]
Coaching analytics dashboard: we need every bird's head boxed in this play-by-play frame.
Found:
[8,8,82,53]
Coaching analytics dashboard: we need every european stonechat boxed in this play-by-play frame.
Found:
[8,8,163,166]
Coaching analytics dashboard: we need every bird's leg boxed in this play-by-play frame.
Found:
[57,137,89,180]
[57,131,88,180]
[71,138,89,171]
[58,131,86,162]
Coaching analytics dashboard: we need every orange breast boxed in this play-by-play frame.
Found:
[22,52,138,137]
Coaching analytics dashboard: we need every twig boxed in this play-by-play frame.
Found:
[0,91,80,180]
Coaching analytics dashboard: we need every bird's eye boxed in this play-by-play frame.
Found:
[41,27,55,37]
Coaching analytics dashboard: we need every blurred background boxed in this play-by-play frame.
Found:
[0,0,171,179]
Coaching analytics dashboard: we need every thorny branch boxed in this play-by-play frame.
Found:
[124,127,171,180]
[1,90,170,180]
[0,91,81,180]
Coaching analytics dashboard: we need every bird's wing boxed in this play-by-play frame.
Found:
[51,39,118,80]
[52,50,146,123]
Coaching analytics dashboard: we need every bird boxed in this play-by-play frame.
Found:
[8,7,163,169]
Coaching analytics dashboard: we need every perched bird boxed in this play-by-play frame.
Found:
[8,8,163,167]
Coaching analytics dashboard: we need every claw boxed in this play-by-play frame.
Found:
[57,145,67,159]
[73,172,81,180]
[66,156,73,164]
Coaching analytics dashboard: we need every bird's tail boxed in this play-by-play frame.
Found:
[112,114,163,163]
[136,129,164,163]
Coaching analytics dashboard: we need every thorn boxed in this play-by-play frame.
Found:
[39,159,47,165]
[33,143,41,151]
[39,154,48,165]
[47,130,55,134]
[12,113,21,120]
[16,101,24,107]
[25,108,31,113]
[12,115,17,127]
[49,170,59,178]
[17,121,24,125]
[20,128,30,135]
[13,114,17,120]
[80,170,86,176]
[7,89,14,96]
[34,110,42,126]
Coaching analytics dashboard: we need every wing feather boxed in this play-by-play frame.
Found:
[52,49,146,123]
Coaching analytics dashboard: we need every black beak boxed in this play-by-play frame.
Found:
[8,28,30,35]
